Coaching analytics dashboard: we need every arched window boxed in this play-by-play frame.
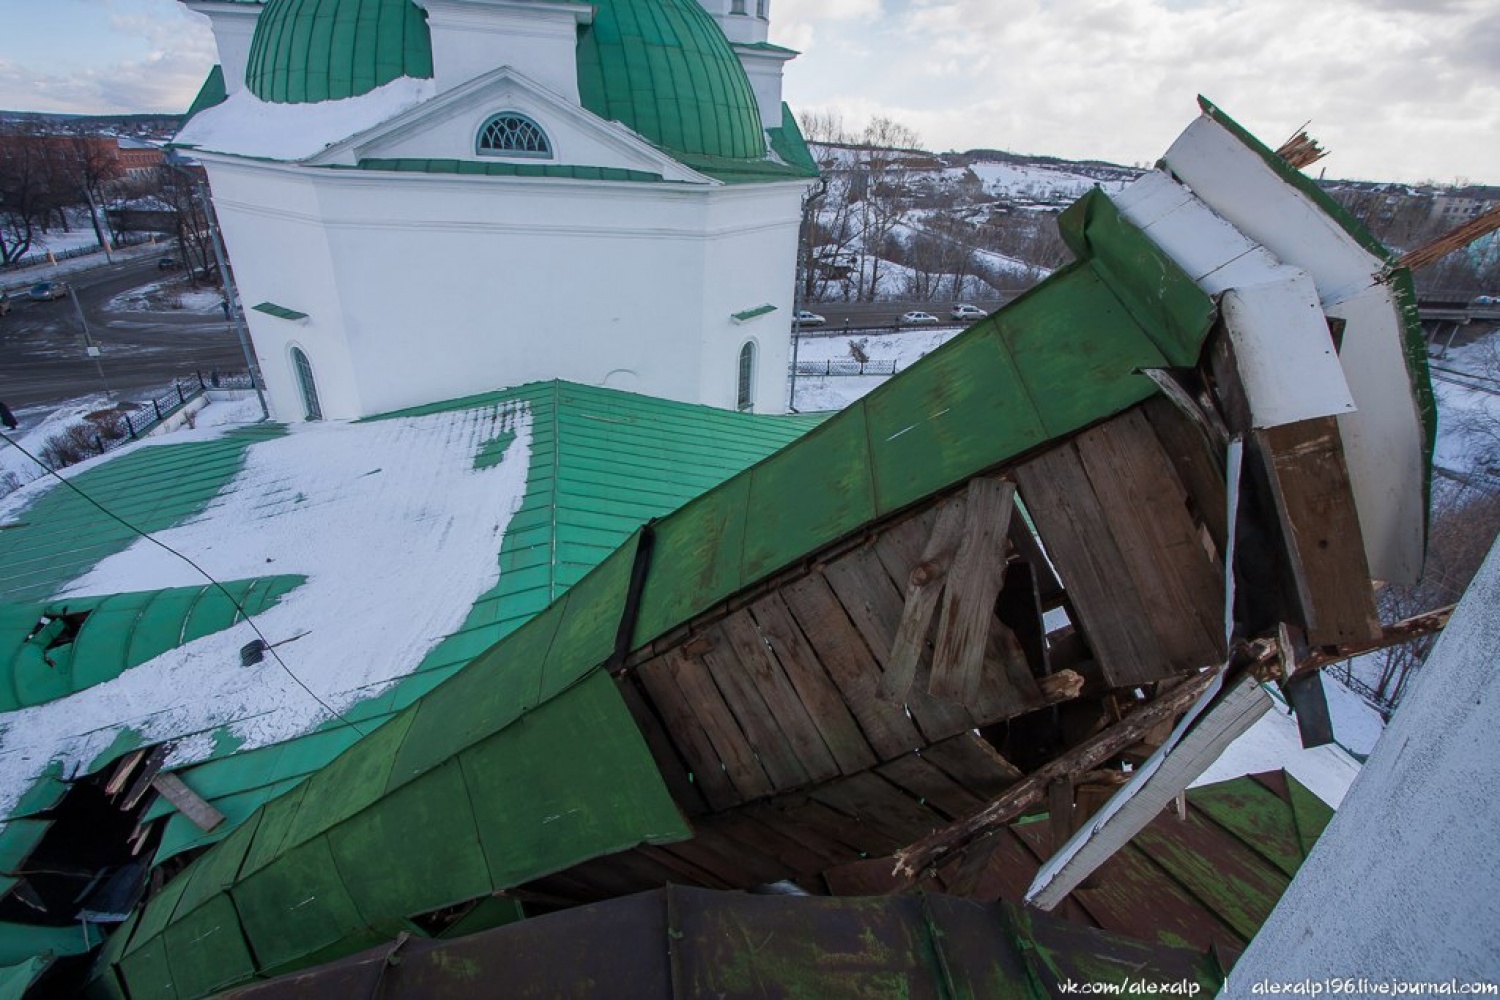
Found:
[291,347,323,421]
[476,113,552,158]
[737,342,756,412]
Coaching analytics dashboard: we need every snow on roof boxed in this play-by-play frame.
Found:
[173,76,434,162]
[0,404,533,818]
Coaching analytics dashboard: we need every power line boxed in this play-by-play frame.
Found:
[0,427,366,737]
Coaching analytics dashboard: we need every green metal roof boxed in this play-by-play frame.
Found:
[244,0,433,104]
[350,159,670,183]
[184,64,227,121]
[0,578,303,714]
[577,0,765,161]
[133,382,817,863]
[99,192,1225,997]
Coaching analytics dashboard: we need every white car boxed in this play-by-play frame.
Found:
[951,303,988,321]
[898,311,940,326]
[795,309,826,326]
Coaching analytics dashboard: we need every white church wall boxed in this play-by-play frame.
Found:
[232,167,806,418]
[694,184,805,412]
[353,85,697,180]
[185,1,262,95]
[202,161,368,420]
[418,0,585,102]
[737,49,792,129]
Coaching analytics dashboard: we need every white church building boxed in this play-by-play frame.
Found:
[177,0,818,420]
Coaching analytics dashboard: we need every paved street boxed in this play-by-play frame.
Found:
[0,253,249,409]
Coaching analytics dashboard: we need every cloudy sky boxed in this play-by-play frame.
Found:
[1,0,1495,184]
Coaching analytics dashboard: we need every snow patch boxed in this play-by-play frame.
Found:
[1191,693,1362,807]
[0,403,532,817]
[175,77,435,161]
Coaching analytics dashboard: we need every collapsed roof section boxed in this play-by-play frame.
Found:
[89,102,1431,998]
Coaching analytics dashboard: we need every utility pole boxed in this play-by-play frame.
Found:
[196,182,268,420]
[66,283,110,394]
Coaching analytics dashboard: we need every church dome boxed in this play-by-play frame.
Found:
[578,0,765,160]
[242,0,764,160]
[244,0,433,104]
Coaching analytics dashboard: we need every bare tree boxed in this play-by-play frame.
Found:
[57,136,125,252]
[853,117,922,301]
[0,130,71,265]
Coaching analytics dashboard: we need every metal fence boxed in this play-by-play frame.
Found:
[790,359,900,377]
[88,371,257,457]
[0,232,158,272]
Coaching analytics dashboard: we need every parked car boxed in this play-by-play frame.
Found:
[951,303,988,321]
[898,310,940,326]
[794,309,826,327]
[157,257,181,271]
[1473,294,1499,306]
[28,282,67,302]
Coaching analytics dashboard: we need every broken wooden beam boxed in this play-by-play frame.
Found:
[929,477,1016,705]
[880,496,967,703]
[151,772,226,833]
[891,668,1218,879]
[1398,204,1500,273]
[1290,604,1455,677]
[1255,417,1381,646]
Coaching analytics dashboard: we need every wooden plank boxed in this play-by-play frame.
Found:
[918,734,1023,799]
[746,592,878,775]
[870,505,937,589]
[151,772,225,833]
[637,647,771,806]
[931,477,1016,704]
[1008,513,1065,609]
[702,811,847,878]
[880,495,967,702]
[1256,417,1381,645]
[996,560,1047,677]
[1073,409,1226,673]
[718,611,843,785]
[776,794,900,856]
[633,843,737,889]
[967,616,1045,726]
[1015,440,1172,689]
[633,654,740,811]
[1047,778,1074,855]
[810,772,948,848]
[105,749,147,798]
[876,752,987,820]
[121,744,170,811]
[616,674,709,817]
[1143,394,1229,556]
[821,547,976,739]
[697,622,813,791]
[740,801,866,868]
[778,572,924,759]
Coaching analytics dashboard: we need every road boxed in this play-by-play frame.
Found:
[0,255,249,409]
[793,296,1016,333]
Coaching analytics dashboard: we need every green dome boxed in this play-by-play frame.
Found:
[578,0,765,161]
[241,0,765,162]
[245,0,433,104]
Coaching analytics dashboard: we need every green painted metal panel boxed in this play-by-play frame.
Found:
[245,0,432,105]
[278,712,412,849]
[632,473,750,646]
[232,837,367,971]
[1286,772,1333,857]
[327,758,489,921]
[123,869,193,960]
[0,921,90,964]
[740,405,878,582]
[0,956,50,1000]
[537,534,638,702]
[238,780,311,878]
[0,819,49,873]
[1388,266,1438,529]
[184,65,227,121]
[1131,811,1288,943]
[998,267,1167,438]
[170,811,260,917]
[162,894,256,999]
[8,769,66,819]
[767,102,819,176]
[863,322,1047,516]
[1187,777,1303,879]
[461,671,690,888]
[117,937,179,1000]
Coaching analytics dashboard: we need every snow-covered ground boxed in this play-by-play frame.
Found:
[107,278,223,314]
[0,395,115,495]
[0,401,533,818]
[791,326,962,411]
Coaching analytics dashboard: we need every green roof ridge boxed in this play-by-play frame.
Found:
[250,301,308,321]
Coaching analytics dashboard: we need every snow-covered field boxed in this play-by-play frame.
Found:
[107,278,223,314]
[791,326,963,411]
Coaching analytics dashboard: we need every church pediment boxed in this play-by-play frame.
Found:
[306,67,713,183]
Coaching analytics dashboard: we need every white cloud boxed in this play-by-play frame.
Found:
[776,0,1500,183]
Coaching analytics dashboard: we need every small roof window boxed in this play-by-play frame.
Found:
[477,113,552,159]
